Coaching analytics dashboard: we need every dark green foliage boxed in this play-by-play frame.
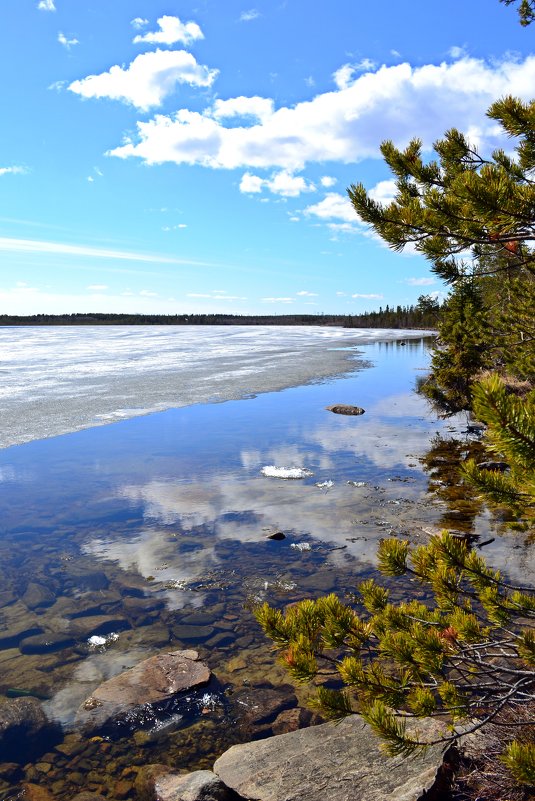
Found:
[501,0,535,26]
[256,533,534,782]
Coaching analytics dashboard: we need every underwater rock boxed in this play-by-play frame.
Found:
[21,583,55,611]
[75,650,210,736]
[325,404,365,415]
[229,685,298,740]
[266,531,286,540]
[0,697,62,763]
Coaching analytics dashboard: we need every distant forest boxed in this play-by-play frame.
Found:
[0,299,440,329]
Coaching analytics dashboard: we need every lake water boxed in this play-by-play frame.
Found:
[0,326,531,799]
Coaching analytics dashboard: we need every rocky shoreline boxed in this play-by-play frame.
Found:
[0,649,454,801]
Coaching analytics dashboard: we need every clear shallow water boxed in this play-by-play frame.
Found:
[0,325,433,448]
[0,333,532,799]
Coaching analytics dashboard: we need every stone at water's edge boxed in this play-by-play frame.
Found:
[326,404,365,415]
[214,715,448,801]
[0,697,62,764]
[75,649,210,735]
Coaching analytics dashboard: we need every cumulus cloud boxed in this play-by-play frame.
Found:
[68,49,218,111]
[212,95,274,122]
[320,176,337,188]
[240,9,260,21]
[304,192,356,224]
[133,15,204,46]
[58,32,79,49]
[240,169,315,197]
[333,60,376,89]
[37,0,55,10]
[368,179,397,204]
[108,55,535,171]
[131,18,149,29]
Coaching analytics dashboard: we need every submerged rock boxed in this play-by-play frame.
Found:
[326,404,365,416]
[75,649,210,736]
[214,714,448,801]
[0,697,62,763]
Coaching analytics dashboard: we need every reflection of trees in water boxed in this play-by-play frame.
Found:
[421,434,488,534]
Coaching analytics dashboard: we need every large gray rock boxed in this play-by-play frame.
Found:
[75,649,210,735]
[0,697,62,763]
[214,714,448,801]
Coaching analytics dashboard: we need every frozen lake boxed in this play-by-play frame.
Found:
[0,325,433,448]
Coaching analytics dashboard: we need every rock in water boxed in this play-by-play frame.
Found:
[325,405,365,416]
[214,715,448,801]
[0,697,62,763]
[75,649,210,736]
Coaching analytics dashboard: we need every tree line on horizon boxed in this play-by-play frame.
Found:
[0,299,440,330]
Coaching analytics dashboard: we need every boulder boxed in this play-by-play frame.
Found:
[214,714,448,801]
[75,649,210,736]
[0,697,62,763]
[158,770,235,801]
[326,405,365,416]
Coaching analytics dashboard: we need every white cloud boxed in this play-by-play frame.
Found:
[368,179,397,204]
[108,55,535,171]
[133,15,204,46]
[240,170,315,197]
[212,95,274,122]
[186,293,247,300]
[58,32,79,49]
[304,192,356,224]
[0,166,27,177]
[239,9,260,21]
[333,64,357,90]
[87,284,108,291]
[87,176,94,182]
[37,0,55,10]
[404,277,436,286]
[0,236,212,266]
[162,223,187,231]
[320,176,336,188]
[449,45,467,59]
[262,297,293,303]
[352,293,384,299]
[139,290,158,297]
[69,49,218,111]
[296,291,318,296]
[131,18,149,30]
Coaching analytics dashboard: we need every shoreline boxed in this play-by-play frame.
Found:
[0,326,434,450]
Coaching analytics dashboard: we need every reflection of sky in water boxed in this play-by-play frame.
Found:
[0,335,533,744]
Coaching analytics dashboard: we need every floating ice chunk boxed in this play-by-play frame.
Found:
[261,466,314,479]
[315,480,334,489]
[290,542,311,552]
[87,632,119,648]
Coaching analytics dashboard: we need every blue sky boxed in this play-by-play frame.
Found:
[0,0,533,316]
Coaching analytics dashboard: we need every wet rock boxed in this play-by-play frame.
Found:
[266,532,286,541]
[71,793,107,801]
[123,597,165,626]
[0,762,22,782]
[181,612,216,627]
[19,632,77,655]
[75,649,210,736]
[229,685,297,739]
[271,707,314,735]
[157,770,235,801]
[325,404,365,416]
[68,614,131,640]
[172,624,215,642]
[135,764,171,801]
[214,715,448,801]
[476,460,508,472]
[21,784,55,801]
[21,583,55,611]
[0,697,62,763]
[0,602,43,649]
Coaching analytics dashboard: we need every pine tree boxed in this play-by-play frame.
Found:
[501,0,535,26]
[256,532,535,784]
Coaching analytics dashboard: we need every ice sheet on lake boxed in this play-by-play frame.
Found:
[0,325,433,449]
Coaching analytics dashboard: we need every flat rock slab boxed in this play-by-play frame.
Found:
[214,715,447,801]
[157,770,235,801]
[76,649,210,735]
